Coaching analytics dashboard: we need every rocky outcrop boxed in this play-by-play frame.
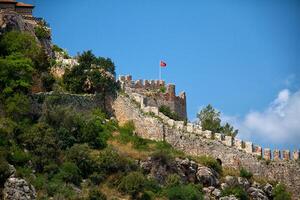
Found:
[0,10,53,57]
[3,177,36,200]
[0,10,35,35]
[196,166,219,187]
[140,157,220,186]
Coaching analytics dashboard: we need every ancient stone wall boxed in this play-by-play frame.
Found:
[118,75,187,120]
[112,93,300,199]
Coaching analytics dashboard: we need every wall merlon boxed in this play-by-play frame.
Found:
[263,148,271,160]
[234,138,243,150]
[204,130,212,139]
[283,150,290,161]
[166,84,176,97]
[175,121,185,130]
[273,150,281,161]
[215,133,224,142]
[224,136,233,147]
[293,150,299,160]
[245,141,253,154]
[186,123,195,133]
[167,119,175,127]
[253,145,262,157]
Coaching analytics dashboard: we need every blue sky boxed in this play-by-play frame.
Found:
[27,0,299,150]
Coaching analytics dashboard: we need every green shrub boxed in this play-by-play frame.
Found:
[43,162,59,179]
[4,93,30,120]
[32,174,47,190]
[196,156,222,174]
[239,168,253,180]
[118,171,146,198]
[165,174,181,188]
[34,25,51,39]
[0,159,10,186]
[88,188,107,200]
[166,183,203,200]
[132,136,149,150]
[66,144,95,178]
[151,150,174,166]
[272,183,291,200]
[22,123,59,172]
[159,105,180,121]
[41,72,55,91]
[118,121,135,144]
[56,162,82,185]
[221,186,248,200]
[89,172,106,185]
[47,177,75,198]
[8,145,30,166]
[96,148,137,174]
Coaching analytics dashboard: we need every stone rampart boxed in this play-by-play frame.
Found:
[118,75,187,120]
[112,92,300,199]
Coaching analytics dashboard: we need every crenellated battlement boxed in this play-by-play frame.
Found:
[119,75,187,120]
[117,85,300,162]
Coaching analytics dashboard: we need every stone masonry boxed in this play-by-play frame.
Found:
[112,91,300,199]
[119,75,187,120]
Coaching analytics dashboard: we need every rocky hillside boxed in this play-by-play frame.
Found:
[0,7,297,200]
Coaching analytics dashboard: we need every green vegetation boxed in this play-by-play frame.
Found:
[273,183,291,200]
[239,168,253,180]
[0,29,292,200]
[197,104,238,137]
[63,50,118,96]
[221,186,248,200]
[159,105,180,121]
[166,184,203,200]
[34,25,51,39]
[195,155,222,174]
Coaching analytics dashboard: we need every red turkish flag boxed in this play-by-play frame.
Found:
[160,60,167,67]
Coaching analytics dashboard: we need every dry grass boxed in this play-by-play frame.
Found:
[221,167,240,177]
[108,139,151,160]
[100,184,130,200]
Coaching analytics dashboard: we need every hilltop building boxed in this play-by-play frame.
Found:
[0,0,34,16]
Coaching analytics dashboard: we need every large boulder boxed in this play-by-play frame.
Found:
[247,187,268,200]
[3,177,36,200]
[263,183,273,197]
[196,166,219,186]
[224,176,238,187]
[237,177,250,189]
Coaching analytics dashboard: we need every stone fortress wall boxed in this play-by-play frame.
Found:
[119,75,187,120]
[118,75,299,162]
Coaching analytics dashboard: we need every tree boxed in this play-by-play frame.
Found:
[0,54,34,98]
[197,104,222,133]
[63,50,118,95]
[197,105,238,137]
[0,31,50,71]
[222,123,238,137]
[0,31,39,57]
[4,93,30,120]
[22,123,59,172]
[66,144,95,178]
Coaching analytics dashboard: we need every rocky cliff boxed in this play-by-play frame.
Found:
[0,10,53,57]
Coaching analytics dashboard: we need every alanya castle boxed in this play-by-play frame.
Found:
[117,75,299,162]
[0,1,300,199]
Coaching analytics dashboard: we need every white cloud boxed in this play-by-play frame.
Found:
[222,89,300,147]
